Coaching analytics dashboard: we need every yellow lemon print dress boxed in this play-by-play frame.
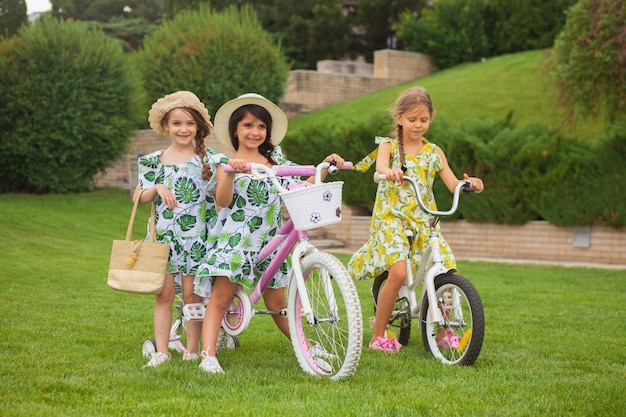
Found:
[348,137,456,281]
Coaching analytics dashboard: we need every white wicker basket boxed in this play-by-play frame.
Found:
[280,181,344,231]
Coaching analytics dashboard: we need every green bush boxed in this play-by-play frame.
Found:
[136,4,289,120]
[397,0,575,69]
[592,123,626,226]
[484,0,576,55]
[0,15,143,193]
[397,0,489,69]
[286,107,626,227]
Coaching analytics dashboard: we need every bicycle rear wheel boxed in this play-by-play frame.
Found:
[372,272,412,345]
[287,251,362,379]
[419,272,484,365]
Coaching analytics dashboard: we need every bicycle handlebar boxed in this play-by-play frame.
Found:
[373,172,472,217]
[222,161,352,191]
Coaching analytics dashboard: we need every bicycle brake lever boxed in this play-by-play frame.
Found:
[462,181,474,193]
[327,161,338,175]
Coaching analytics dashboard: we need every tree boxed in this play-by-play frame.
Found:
[51,0,164,23]
[0,15,144,193]
[552,0,626,122]
[0,0,27,38]
[136,4,288,118]
[483,0,576,55]
[351,0,428,60]
[397,0,489,69]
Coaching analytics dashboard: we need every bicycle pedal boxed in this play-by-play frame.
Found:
[183,303,205,321]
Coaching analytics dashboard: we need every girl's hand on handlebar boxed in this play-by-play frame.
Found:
[463,173,484,193]
[323,153,345,169]
[227,158,247,173]
[385,168,405,183]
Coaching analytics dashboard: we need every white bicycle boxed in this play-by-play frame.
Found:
[371,173,484,365]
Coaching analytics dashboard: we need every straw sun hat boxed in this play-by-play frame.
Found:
[148,91,213,136]
[213,93,288,154]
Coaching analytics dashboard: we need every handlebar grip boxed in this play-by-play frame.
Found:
[462,181,474,193]
[222,163,251,173]
[373,172,385,183]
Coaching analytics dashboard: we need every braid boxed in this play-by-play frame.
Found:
[390,86,433,172]
[396,125,406,168]
[195,136,213,181]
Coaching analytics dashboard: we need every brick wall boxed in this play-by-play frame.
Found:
[280,49,435,118]
[320,208,626,267]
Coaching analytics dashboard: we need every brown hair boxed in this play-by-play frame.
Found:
[228,104,276,165]
[391,86,434,168]
[162,107,213,180]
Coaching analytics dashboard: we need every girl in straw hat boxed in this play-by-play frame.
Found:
[136,91,227,367]
[194,93,345,373]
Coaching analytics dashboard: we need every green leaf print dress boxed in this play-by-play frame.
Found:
[348,137,456,281]
[138,149,228,275]
[194,148,298,298]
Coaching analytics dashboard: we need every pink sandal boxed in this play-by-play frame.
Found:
[437,329,460,349]
[369,336,402,353]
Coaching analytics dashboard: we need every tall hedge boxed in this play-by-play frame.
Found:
[0,15,143,193]
[284,113,626,227]
[136,4,289,119]
[552,0,626,122]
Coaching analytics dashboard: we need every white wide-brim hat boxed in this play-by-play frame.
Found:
[214,93,288,154]
[148,91,212,136]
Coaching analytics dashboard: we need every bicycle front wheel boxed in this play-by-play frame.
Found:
[287,251,363,380]
[419,272,484,365]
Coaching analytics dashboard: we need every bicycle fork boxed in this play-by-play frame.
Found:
[289,240,325,325]
[414,228,450,326]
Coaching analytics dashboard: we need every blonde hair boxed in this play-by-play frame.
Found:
[391,86,434,168]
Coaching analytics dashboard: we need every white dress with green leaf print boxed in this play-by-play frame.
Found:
[348,137,456,281]
[137,149,228,275]
[194,149,298,298]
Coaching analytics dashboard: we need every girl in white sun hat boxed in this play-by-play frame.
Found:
[194,93,345,373]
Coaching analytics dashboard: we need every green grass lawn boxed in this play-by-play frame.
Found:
[1,189,624,416]
[289,50,607,140]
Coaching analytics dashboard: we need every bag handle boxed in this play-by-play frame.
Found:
[125,188,158,243]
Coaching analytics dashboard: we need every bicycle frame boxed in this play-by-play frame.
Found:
[374,173,470,326]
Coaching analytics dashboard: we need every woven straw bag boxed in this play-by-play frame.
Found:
[107,190,169,294]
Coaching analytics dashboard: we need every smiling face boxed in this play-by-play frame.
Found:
[396,105,432,142]
[234,111,270,151]
[164,108,198,146]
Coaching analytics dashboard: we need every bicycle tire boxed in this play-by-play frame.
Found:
[287,251,362,380]
[371,271,412,346]
[419,272,484,365]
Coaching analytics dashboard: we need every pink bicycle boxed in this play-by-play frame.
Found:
[219,161,363,379]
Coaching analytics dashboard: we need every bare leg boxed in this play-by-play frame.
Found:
[154,274,176,355]
[181,274,202,354]
[371,261,406,344]
[201,276,239,357]
[263,287,290,339]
